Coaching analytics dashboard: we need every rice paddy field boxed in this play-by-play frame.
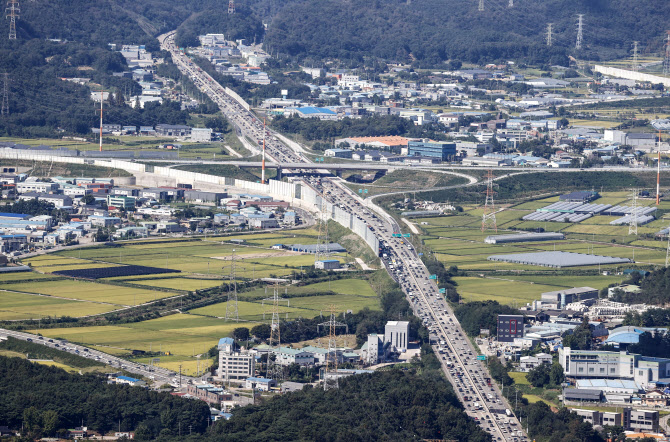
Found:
[414,190,669,306]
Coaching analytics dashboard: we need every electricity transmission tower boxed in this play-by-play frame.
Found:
[508,0,513,7]
[632,41,639,71]
[546,24,553,47]
[315,199,329,263]
[1,73,8,116]
[317,305,347,390]
[264,283,288,380]
[478,0,484,12]
[576,14,584,50]
[5,0,19,40]
[664,31,670,77]
[225,249,238,321]
[481,170,497,233]
[629,189,638,236]
[227,0,235,14]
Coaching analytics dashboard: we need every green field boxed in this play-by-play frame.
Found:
[0,291,118,320]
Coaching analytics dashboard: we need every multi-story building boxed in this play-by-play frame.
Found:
[407,140,456,162]
[384,321,409,352]
[624,408,659,433]
[218,338,255,381]
[559,348,670,388]
[107,195,136,211]
[497,314,524,342]
[273,347,315,367]
[18,193,72,208]
[186,384,232,404]
[17,182,58,193]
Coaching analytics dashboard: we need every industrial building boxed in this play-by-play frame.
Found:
[540,287,598,308]
[107,195,136,211]
[497,314,524,342]
[487,251,632,268]
[315,259,341,270]
[218,338,255,381]
[407,140,456,162]
[559,191,600,203]
[184,190,227,204]
[558,348,670,389]
[324,148,353,159]
[484,232,564,244]
[289,243,346,254]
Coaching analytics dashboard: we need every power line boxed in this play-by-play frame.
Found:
[664,31,670,77]
[481,169,497,233]
[5,0,19,40]
[576,14,584,50]
[1,72,8,116]
[632,41,639,72]
[225,249,238,321]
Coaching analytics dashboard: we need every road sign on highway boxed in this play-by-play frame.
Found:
[402,233,410,238]
[429,274,437,280]
[477,355,487,361]
[392,233,401,238]
[418,253,423,256]
[438,288,446,294]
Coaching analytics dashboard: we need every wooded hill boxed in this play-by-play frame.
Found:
[262,0,670,65]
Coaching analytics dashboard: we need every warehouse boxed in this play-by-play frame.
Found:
[290,243,346,253]
[315,259,341,270]
[559,191,599,203]
[484,232,564,244]
[487,251,632,268]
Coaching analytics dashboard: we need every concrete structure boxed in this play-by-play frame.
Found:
[186,384,231,404]
[16,182,58,193]
[190,128,213,142]
[324,148,353,159]
[559,348,670,388]
[594,65,670,88]
[624,408,659,433]
[384,321,409,352]
[541,287,598,309]
[497,315,524,342]
[315,259,341,270]
[248,218,279,229]
[185,190,227,204]
[274,347,315,366]
[218,337,255,381]
[107,195,136,210]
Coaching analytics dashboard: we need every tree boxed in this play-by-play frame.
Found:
[550,362,565,386]
[251,324,271,341]
[232,327,250,342]
[526,363,550,388]
[562,317,593,350]
[82,194,96,205]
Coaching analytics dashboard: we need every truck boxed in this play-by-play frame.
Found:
[505,409,512,417]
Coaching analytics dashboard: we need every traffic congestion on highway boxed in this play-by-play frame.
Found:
[0,328,192,387]
[161,30,526,441]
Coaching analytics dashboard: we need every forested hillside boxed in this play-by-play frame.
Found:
[263,0,670,65]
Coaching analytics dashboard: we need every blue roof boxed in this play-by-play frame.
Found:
[246,377,274,383]
[318,259,340,263]
[218,337,234,346]
[117,375,140,382]
[0,213,30,219]
[0,234,26,239]
[297,106,337,115]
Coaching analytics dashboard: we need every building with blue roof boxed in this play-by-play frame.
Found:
[315,259,341,270]
[290,106,338,120]
[245,377,276,391]
[112,375,146,387]
[0,213,31,220]
[605,326,667,348]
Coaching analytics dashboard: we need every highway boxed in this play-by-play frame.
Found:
[0,328,190,387]
[158,30,527,440]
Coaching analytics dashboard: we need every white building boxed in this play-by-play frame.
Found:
[190,128,213,142]
[218,338,255,381]
[384,321,409,352]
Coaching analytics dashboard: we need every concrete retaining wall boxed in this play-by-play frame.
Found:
[594,65,670,88]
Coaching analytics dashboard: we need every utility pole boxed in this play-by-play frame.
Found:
[1,72,8,116]
[481,169,497,232]
[5,0,19,40]
[478,0,484,12]
[317,305,347,390]
[576,14,584,50]
[632,41,639,72]
[225,249,238,321]
[546,24,553,47]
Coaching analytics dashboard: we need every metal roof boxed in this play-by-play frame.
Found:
[487,251,632,268]
[576,379,641,391]
[563,388,602,400]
